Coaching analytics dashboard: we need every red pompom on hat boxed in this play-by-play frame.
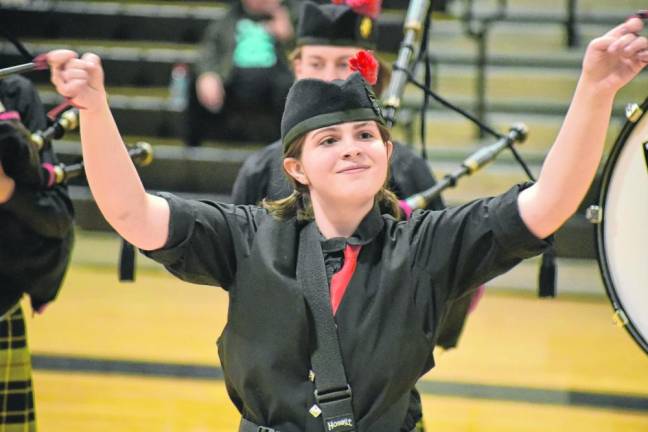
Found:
[348,50,379,85]
[331,0,382,19]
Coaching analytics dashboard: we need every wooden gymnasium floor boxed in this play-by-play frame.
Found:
[22,239,648,431]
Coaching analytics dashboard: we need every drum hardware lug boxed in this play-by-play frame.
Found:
[612,309,629,328]
[586,205,602,224]
[625,103,643,123]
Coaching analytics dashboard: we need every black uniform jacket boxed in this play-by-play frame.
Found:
[231,140,445,210]
[232,140,476,352]
[0,76,74,315]
[144,184,550,431]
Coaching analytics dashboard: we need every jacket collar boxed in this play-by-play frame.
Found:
[318,205,383,253]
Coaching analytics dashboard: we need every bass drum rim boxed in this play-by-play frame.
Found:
[595,97,648,355]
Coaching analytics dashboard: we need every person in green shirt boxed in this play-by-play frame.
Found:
[185,0,297,146]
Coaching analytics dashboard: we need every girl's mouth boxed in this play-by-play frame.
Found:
[338,165,370,174]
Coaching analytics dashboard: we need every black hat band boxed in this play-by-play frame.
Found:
[283,107,381,150]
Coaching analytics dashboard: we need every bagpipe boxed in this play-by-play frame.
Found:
[0,31,154,191]
[0,32,154,282]
[0,104,80,189]
[0,100,153,282]
[381,0,553,296]
[0,103,153,189]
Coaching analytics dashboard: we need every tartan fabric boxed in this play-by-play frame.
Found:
[0,304,36,432]
[415,418,426,431]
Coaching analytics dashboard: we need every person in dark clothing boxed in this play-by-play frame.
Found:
[184,0,297,146]
[0,75,75,431]
[47,14,647,431]
[230,12,455,427]
[231,0,445,213]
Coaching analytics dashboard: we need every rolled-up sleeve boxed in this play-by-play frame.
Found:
[142,192,263,290]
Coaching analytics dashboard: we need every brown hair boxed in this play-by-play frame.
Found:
[289,47,392,96]
[262,123,401,221]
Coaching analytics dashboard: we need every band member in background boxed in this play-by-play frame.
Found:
[184,0,297,146]
[46,13,647,432]
[0,75,74,431]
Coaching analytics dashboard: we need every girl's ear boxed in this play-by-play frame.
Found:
[385,140,394,161]
[283,157,310,186]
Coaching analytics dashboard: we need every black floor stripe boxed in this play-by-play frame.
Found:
[32,353,648,413]
[415,380,648,412]
[32,354,223,380]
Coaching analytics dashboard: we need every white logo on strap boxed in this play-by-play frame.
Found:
[326,417,353,431]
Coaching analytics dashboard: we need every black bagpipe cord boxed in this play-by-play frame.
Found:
[395,4,556,297]
[417,2,433,163]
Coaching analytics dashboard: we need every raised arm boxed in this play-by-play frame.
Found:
[518,17,648,239]
[47,50,169,250]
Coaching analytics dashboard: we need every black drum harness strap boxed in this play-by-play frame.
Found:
[297,221,356,432]
[240,221,356,432]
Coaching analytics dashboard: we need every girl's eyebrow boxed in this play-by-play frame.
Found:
[310,126,341,140]
[310,122,371,141]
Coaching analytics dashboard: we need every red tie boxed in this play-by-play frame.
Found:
[330,245,361,315]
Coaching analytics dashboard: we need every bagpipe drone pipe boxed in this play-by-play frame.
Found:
[0,104,153,190]
[0,30,154,190]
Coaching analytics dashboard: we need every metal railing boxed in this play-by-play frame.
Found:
[458,0,581,136]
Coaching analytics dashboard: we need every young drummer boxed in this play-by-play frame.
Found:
[47,15,647,432]
[231,3,455,429]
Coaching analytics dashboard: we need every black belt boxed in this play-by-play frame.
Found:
[239,417,418,432]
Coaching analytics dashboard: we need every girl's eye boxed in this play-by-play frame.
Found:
[320,137,337,146]
[309,62,323,70]
[336,62,348,70]
[359,131,374,140]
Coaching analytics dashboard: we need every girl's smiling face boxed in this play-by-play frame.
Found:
[283,120,392,206]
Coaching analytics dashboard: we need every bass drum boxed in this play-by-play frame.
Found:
[595,98,648,355]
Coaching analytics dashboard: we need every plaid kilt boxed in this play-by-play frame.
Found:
[0,304,36,432]
[415,418,426,432]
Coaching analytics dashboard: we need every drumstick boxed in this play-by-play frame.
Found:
[0,54,48,79]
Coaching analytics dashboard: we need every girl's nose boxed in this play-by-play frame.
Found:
[342,144,362,159]
[322,65,339,82]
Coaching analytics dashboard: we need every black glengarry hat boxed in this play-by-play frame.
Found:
[281,72,385,150]
[297,1,378,49]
